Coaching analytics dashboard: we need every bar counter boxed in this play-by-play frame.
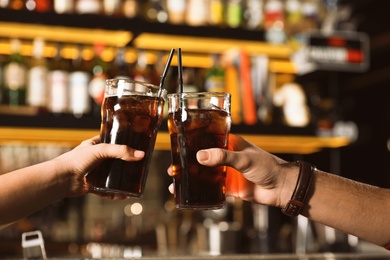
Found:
[124,254,390,260]
[15,253,390,260]
[0,127,350,155]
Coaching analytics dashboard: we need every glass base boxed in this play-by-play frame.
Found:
[92,187,143,198]
[175,202,226,210]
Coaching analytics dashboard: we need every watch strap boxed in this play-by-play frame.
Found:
[282,160,315,217]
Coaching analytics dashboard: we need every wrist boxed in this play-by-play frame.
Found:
[281,161,316,217]
[278,161,300,209]
[50,157,74,197]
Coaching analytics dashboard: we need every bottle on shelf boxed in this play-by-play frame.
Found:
[208,0,225,27]
[264,0,286,44]
[75,0,102,15]
[132,49,151,83]
[103,0,121,16]
[109,47,131,79]
[185,0,208,27]
[301,0,323,33]
[148,51,166,86]
[7,0,25,10]
[224,49,242,124]
[0,0,10,9]
[47,43,70,115]
[285,0,303,39]
[25,0,53,12]
[226,0,243,28]
[166,0,186,25]
[179,67,199,92]
[204,54,225,92]
[239,49,258,125]
[3,38,27,107]
[24,0,34,10]
[252,55,270,125]
[88,43,108,116]
[69,45,91,118]
[143,0,168,23]
[0,54,4,104]
[244,0,264,30]
[122,0,139,18]
[26,37,48,110]
[53,0,74,14]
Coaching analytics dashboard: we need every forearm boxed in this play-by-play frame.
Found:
[301,170,390,246]
[0,160,70,226]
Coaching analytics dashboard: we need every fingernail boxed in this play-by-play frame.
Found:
[134,150,145,158]
[197,150,209,162]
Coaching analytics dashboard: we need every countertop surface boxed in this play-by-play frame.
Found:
[20,253,390,260]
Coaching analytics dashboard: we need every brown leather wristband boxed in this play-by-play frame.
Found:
[282,160,315,217]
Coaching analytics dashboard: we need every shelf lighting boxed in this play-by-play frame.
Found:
[133,33,294,59]
[0,22,297,72]
[0,22,132,47]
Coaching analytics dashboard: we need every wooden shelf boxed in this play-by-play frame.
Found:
[0,10,339,155]
[0,8,297,72]
[0,127,350,155]
[0,21,132,47]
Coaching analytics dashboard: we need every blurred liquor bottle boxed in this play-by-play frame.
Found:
[0,54,5,104]
[239,49,257,125]
[143,0,168,23]
[7,0,25,10]
[88,43,108,116]
[47,43,70,115]
[285,0,304,40]
[3,38,27,106]
[103,0,121,16]
[264,0,286,44]
[133,50,164,86]
[244,0,264,30]
[0,0,9,8]
[75,0,102,15]
[180,68,199,92]
[69,45,91,118]
[25,0,53,12]
[224,49,242,124]
[122,0,139,18]
[226,0,243,28]
[149,51,166,86]
[186,0,208,26]
[70,45,92,75]
[109,47,131,79]
[208,0,224,27]
[26,37,48,110]
[166,0,185,25]
[286,0,303,26]
[53,0,74,14]
[132,50,151,83]
[301,0,323,32]
[204,54,225,92]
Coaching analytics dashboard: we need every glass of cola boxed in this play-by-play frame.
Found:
[167,92,231,209]
[85,79,167,198]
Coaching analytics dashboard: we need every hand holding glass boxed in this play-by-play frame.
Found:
[167,92,231,210]
[86,79,166,198]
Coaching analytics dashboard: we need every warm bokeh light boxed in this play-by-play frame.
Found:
[124,202,143,216]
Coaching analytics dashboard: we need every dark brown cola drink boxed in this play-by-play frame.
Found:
[168,94,231,210]
[86,79,166,198]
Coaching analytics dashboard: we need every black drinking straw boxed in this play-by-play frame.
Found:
[157,48,175,106]
[159,48,175,90]
[176,48,188,202]
[177,48,184,93]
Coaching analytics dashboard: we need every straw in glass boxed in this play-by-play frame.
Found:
[177,48,184,93]
[159,48,175,90]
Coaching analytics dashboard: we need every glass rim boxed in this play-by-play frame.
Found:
[106,78,162,90]
[167,92,231,98]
